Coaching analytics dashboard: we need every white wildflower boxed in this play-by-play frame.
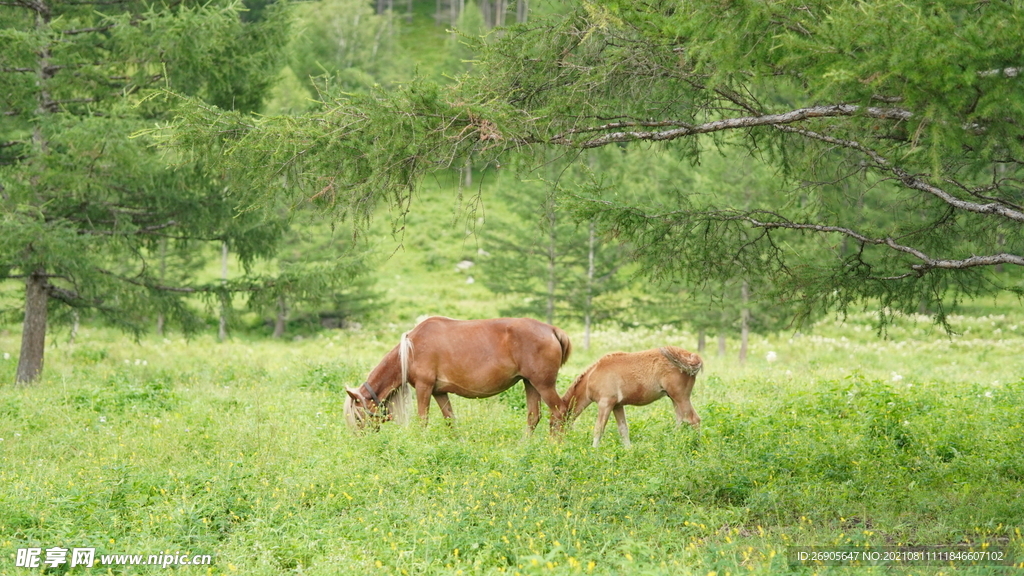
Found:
[766,351,777,362]
[891,372,903,382]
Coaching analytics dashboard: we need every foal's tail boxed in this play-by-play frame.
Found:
[659,347,703,376]
[552,326,573,366]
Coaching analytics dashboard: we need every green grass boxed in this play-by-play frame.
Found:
[1,309,1023,575]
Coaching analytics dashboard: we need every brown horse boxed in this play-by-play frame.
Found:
[563,347,702,447]
[344,317,572,434]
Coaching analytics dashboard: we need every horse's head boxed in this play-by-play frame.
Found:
[344,383,392,431]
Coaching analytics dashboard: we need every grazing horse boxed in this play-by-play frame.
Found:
[563,347,702,447]
[344,317,572,434]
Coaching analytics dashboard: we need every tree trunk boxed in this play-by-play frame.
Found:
[273,295,287,338]
[717,333,726,357]
[17,3,53,385]
[545,198,557,325]
[516,0,527,23]
[584,220,595,350]
[16,271,48,385]
[697,328,706,354]
[739,280,750,364]
[480,0,490,27]
[69,310,79,345]
[218,241,229,342]
[156,237,166,336]
[495,0,506,27]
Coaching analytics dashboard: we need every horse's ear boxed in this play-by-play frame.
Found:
[346,388,362,402]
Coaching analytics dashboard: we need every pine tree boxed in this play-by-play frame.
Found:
[0,0,288,383]
[479,158,627,337]
[261,215,383,337]
[165,0,1024,329]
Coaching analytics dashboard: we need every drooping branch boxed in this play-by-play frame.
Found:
[548,104,913,148]
[97,268,280,294]
[723,211,1024,275]
[77,220,179,236]
[575,194,1023,281]
[773,125,1024,224]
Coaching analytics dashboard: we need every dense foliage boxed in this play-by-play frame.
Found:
[166,0,1024,330]
[0,0,294,381]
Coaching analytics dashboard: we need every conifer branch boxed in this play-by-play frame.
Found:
[725,212,1024,274]
[774,125,1024,224]
[550,104,913,147]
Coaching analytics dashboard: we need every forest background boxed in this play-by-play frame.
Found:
[0,0,808,368]
[2,0,1024,574]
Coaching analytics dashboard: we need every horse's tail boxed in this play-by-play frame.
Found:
[552,326,573,366]
[659,347,703,376]
[388,331,414,425]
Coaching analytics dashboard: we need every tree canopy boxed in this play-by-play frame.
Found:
[0,0,290,382]
[166,0,1024,328]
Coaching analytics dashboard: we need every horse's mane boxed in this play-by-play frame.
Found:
[387,332,414,425]
[343,335,413,429]
[564,359,601,405]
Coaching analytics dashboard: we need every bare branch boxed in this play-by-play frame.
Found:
[552,104,913,148]
[61,24,115,35]
[97,268,275,294]
[78,220,179,236]
[979,67,1020,78]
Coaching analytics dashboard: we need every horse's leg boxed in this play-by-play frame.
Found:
[433,392,455,420]
[524,376,566,434]
[612,405,631,447]
[592,400,614,447]
[523,380,542,432]
[414,381,433,425]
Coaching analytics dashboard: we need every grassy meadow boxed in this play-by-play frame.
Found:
[2,306,1024,575]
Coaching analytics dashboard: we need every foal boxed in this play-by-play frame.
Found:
[562,347,702,447]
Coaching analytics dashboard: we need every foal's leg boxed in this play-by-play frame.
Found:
[433,392,454,420]
[592,399,615,447]
[666,374,701,429]
[612,405,631,447]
